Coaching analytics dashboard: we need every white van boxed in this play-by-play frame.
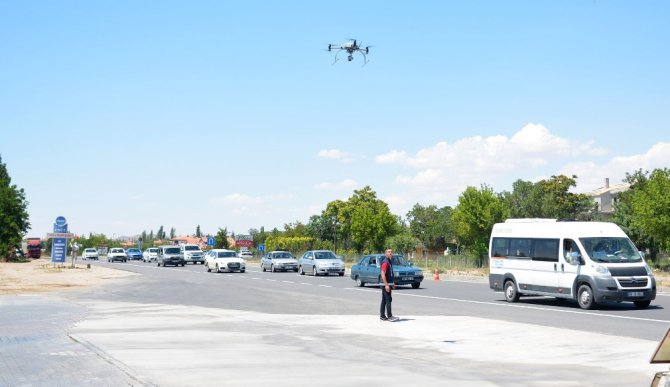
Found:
[489,219,656,309]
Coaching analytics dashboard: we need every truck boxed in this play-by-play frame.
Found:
[26,238,42,258]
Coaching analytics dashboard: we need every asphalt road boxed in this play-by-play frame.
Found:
[36,259,670,386]
[85,259,670,341]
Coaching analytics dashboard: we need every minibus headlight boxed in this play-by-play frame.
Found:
[593,264,610,275]
[645,264,653,276]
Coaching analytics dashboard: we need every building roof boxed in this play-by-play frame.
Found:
[584,182,630,197]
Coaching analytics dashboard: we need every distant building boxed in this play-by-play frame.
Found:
[584,178,630,213]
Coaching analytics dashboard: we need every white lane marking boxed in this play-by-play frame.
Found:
[318,285,332,288]
[282,281,295,284]
[250,277,261,280]
[300,283,312,286]
[345,288,670,324]
[266,279,277,282]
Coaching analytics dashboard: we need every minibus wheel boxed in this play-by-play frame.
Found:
[504,280,520,302]
[634,300,651,309]
[577,285,595,309]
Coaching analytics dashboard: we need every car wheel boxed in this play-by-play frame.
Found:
[215,264,220,273]
[206,262,211,272]
[157,262,160,267]
[634,300,651,309]
[240,269,245,273]
[299,266,305,275]
[271,264,275,273]
[355,276,365,287]
[262,265,266,272]
[312,266,318,276]
[411,282,420,289]
[338,272,344,276]
[504,280,520,303]
[577,284,595,310]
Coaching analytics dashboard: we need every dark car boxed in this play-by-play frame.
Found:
[126,248,143,260]
[350,254,424,289]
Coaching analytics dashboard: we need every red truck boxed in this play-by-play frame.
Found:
[26,238,42,258]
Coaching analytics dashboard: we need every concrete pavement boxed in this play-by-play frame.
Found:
[69,299,667,386]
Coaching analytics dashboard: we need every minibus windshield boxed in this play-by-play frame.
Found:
[579,237,642,263]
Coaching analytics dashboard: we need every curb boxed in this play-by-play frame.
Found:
[68,333,153,387]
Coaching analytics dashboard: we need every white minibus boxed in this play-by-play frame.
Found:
[489,219,656,309]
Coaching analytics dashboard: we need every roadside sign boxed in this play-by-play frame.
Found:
[208,237,215,247]
[51,216,70,263]
[51,238,67,263]
[47,232,74,239]
[258,244,265,253]
[235,239,254,248]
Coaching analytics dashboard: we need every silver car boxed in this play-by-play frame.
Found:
[261,251,299,272]
[298,250,345,276]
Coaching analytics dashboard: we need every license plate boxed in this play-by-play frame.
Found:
[402,276,413,281]
[628,291,644,297]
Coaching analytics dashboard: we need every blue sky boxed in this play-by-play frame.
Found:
[2,1,669,239]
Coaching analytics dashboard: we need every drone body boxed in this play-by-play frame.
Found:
[328,39,370,64]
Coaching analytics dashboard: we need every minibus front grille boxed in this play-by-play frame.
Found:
[608,267,647,277]
[617,278,649,288]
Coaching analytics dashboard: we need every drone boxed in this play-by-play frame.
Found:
[327,39,370,65]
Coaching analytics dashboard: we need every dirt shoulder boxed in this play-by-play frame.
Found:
[0,258,137,295]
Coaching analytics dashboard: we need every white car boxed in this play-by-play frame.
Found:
[143,247,159,262]
[82,248,99,260]
[205,249,246,273]
[239,250,253,259]
[260,251,298,272]
[107,248,127,263]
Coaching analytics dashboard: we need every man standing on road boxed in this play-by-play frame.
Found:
[380,248,398,322]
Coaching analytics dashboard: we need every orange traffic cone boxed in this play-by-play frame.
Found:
[433,268,440,281]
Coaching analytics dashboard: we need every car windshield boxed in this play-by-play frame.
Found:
[272,252,292,259]
[148,248,158,253]
[390,255,410,266]
[85,249,96,252]
[314,251,337,260]
[579,237,642,263]
[184,246,199,251]
[217,252,237,258]
[111,249,123,253]
[128,249,140,253]
[165,248,180,254]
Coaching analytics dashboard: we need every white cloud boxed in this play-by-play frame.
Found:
[373,123,670,217]
[318,149,354,163]
[211,193,263,206]
[560,141,670,192]
[314,179,358,190]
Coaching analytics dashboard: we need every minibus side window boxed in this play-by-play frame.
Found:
[509,238,531,258]
[531,239,559,262]
[491,238,508,257]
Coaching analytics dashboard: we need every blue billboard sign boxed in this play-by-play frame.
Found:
[208,237,215,247]
[51,238,67,263]
[51,216,68,263]
[258,244,265,253]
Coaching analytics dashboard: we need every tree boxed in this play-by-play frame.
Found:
[170,227,176,239]
[346,186,398,252]
[611,170,657,259]
[406,204,454,254]
[195,225,201,238]
[503,175,594,219]
[630,168,670,252]
[386,225,419,258]
[215,227,230,249]
[156,226,164,240]
[452,185,507,264]
[0,155,30,260]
